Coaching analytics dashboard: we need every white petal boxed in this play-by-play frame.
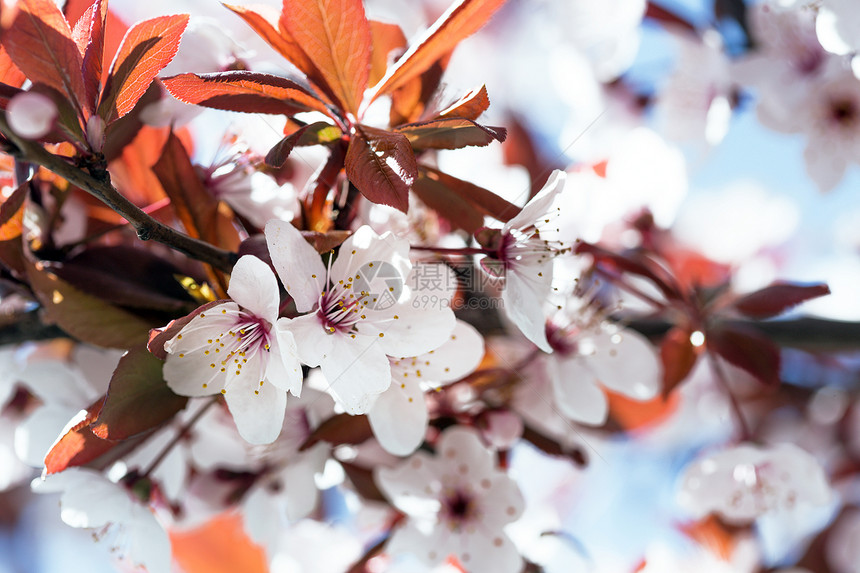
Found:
[586,327,660,400]
[320,334,391,414]
[278,314,332,367]
[502,267,552,352]
[405,319,485,382]
[457,531,524,573]
[505,169,566,231]
[224,378,287,444]
[128,505,172,573]
[227,255,281,323]
[480,474,526,526]
[369,304,456,359]
[368,378,428,456]
[330,226,411,286]
[265,219,326,313]
[385,522,452,567]
[264,326,303,397]
[549,357,608,425]
[164,342,225,398]
[375,451,442,515]
[279,455,321,520]
[435,426,496,483]
[15,404,76,467]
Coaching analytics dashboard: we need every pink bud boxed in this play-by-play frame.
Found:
[6,92,57,139]
[86,115,106,153]
[481,410,523,450]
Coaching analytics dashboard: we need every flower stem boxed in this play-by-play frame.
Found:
[141,397,219,479]
[705,349,752,442]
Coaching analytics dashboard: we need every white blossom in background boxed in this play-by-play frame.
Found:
[368,319,484,455]
[678,443,833,524]
[6,92,57,139]
[479,170,569,353]
[164,254,303,444]
[266,220,455,414]
[554,0,646,82]
[815,0,860,56]
[827,510,860,573]
[268,519,362,573]
[376,426,525,573]
[32,468,171,573]
[655,30,734,147]
[542,313,661,425]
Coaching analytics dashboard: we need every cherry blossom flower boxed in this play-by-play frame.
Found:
[376,425,525,573]
[265,220,455,414]
[678,443,833,524]
[815,0,860,55]
[163,254,302,444]
[368,320,485,456]
[543,311,661,426]
[478,170,568,353]
[32,468,171,573]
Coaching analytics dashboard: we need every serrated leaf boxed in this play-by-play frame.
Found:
[223,3,319,85]
[367,0,507,102]
[345,125,416,213]
[394,117,506,150]
[91,344,187,440]
[80,0,108,111]
[26,258,153,348]
[730,282,831,319]
[419,165,519,223]
[707,324,781,388]
[660,327,698,395]
[98,13,189,124]
[369,20,406,87]
[437,85,490,120]
[3,0,87,118]
[161,71,331,116]
[280,0,371,115]
[265,120,342,167]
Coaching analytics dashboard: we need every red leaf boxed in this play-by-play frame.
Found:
[0,182,28,241]
[730,282,831,319]
[345,125,416,213]
[299,413,373,451]
[437,84,490,120]
[265,120,342,167]
[574,242,680,301]
[280,0,371,115]
[367,0,507,102]
[224,3,320,86]
[91,344,187,440]
[389,59,446,126]
[161,71,331,116]
[412,168,485,233]
[98,14,189,124]
[369,20,406,87]
[419,165,520,223]
[2,0,87,117]
[660,327,698,395]
[80,0,108,111]
[148,300,223,360]
[707,324,781,387]
[0,46,26,88]
[44,399,112,475]
[394,117,506,150]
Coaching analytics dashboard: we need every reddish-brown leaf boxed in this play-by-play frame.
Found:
[299,413,373,451]
[44,399,111,475]
[81,0,108,111]
[0,46,26,88]
[0,182,28,241]
[419,165,520,223]
[91,344,187,440]
[224,3,319,84]
[341,461,386,502]
[413,168,484,233]
[574,241,680,301]
[660,327,699,395]
[707,324,781,388]
[345,124,416,213]
[729,282,831,319]
[148,300,223,360]
[388,58,447,126]
[26,258,154,348]
[438,85,490,120]
[367,0,507,102]
[394,117,506,150]
[162,71,331,116]
[265,120,342,167]
[369,20,406,87]
[98,14,189,124]
[2,0,87,117]
[280,0,372,115]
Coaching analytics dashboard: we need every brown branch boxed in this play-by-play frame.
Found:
[0,118,238,273]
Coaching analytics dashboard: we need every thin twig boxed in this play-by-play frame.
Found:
[141,396,219,479]
[0,118,238,273]
[706,349,753,442]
